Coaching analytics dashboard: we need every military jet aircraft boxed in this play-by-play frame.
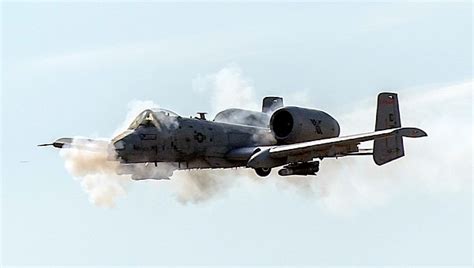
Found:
[39,93,427,179]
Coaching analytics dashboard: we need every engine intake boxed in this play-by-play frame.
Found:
[270,106,340,144]
[272,109,294,138]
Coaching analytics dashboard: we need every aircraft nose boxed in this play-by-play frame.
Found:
[112,130,134,145]
[114,140,126,151]
[111,130,135,159]
[111,139,127,160]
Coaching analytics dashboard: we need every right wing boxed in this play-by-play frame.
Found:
[246,127,427,169]
[268,127,426,158]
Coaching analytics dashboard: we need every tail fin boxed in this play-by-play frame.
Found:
[262,96,283,113]
[373,92,404,165]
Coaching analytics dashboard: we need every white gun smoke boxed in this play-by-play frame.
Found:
[60,138,129,208]
[60,65,472,212]
[193,64,260,114]
[60,100,176,208]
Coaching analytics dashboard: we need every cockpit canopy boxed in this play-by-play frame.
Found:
[128,108,179,129]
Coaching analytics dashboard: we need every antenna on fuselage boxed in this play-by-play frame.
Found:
[196,112,207,120]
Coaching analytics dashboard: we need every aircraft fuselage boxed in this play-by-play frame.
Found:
[112,110,339,170]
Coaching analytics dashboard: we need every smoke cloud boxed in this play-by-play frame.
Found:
[172,169,238,204]
[193,65,260,114]
[60,138,130,208]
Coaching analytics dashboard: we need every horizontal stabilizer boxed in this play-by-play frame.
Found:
[396,127,427,138]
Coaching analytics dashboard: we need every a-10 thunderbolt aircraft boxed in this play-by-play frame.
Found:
[40,93,427,179]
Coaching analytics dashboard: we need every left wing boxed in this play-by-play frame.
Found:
[246,127,427,169]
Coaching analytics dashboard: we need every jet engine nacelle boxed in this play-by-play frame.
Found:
[270,106,340,144]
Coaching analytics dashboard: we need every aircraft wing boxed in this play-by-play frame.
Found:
[246,127,427,169]
[269,127,426,158]
[38,137,110,151]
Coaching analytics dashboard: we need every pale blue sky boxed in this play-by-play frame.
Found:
[1,2,472,266]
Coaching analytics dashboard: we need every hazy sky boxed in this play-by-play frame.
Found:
[1,1,472,266]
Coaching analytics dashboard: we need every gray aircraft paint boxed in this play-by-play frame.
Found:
[40,93,427,179]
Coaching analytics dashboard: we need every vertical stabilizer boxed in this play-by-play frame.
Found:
[262,97,283,113]
[373,92,404,165]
